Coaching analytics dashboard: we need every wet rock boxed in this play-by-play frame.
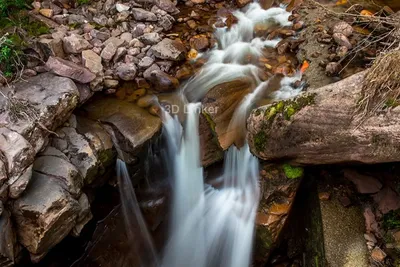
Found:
[148,70,179,92]
[72,193,93,237]
[319,192,330,201]
[190,35,210,51]
[151,38,186,61]
[68,15,86,25]
[325,62,342,76]
[139,32,162,45]
[201,78,252,150]
[63,34,92,54]
[101,37,125,61]
[120,32,133,43]
[82,49,103,74]
[236,0,252,7]
[115,63,137,81]
[373,187,400,214]
[9,165,32,199]
[116,11,130,22]
[333,21,353,37]
[343,169,382,194]
[12,172,80,258]
[131,8,157,21]
[333,33,352,49]
[33,155,83,196]
[83,97,162,153]
[143,63,161,79]
[46,56,96,83]
[137,95,158,108]
[371,247,386,262]
[0,210,16,264]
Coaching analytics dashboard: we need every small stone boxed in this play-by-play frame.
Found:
[68,14,87,25]
[148,104,161,116]
[116,11,130,22]
[138,56,155,70]
[101,37,125,61]
[158,15,174,31]
[82,50,103,74]
[115,63,137,81]
[187,20,197,29]
[293,21,304,31]
[155,0,178,13]
[22,69,38,77]
[338,195,351,207]
[191,0,205,3]
[113,47,127,63]
[371,247,386,262]
[46,56,96,83]
[137,95,158,108]
[337,46,349,58]
[139,32,162,45]
[39,8,53,18]
[333,33,352,49]
[148,70,179,92]
[104,79,119,88]
[116,3,130,12]
[189,35,210,51]
[319,192,330,201]
[151,38,186,61]
[364,233,377,244]
[325,62,342,77]
[63,34,92,54]
[120,32,133,43]
[333,21,353,37]
[131,8,157,22]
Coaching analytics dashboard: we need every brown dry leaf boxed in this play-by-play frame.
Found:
[353,26,371,35]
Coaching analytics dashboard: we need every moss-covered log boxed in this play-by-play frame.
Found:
[247,70,400,165]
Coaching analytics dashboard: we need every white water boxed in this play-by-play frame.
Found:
[117,2,302,267]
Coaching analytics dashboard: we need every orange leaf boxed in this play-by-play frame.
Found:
[360,10,374,16]
[300,60,309,73]
[336,0,348,6]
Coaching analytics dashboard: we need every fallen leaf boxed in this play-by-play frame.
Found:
[265,63,272,70]
[353,26,371,35]
[336,0,348,6]
[187,49,198,60]
[360,10,374,16]
[300,60,309,73]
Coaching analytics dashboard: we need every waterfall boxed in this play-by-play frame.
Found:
[117,2,302,267]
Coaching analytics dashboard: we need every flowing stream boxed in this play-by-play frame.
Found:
[117,2,302,267]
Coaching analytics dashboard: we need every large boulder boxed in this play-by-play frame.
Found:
[82,97,162,159]
[12,172,80,261]
[247,71,400,165]
[0,73,79,197]
[201,78,253,150]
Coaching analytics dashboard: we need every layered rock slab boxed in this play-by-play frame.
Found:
[247,71,400,165]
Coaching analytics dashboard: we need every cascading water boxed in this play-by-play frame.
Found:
[117,2,303,267]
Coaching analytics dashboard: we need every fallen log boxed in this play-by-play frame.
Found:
[247,70,400,165]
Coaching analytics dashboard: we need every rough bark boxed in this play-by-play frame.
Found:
[247,70,400,165]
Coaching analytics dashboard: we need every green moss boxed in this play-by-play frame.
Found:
[282,163,304,179]
[383,209,400,230]
[202,111,216,132]
[254,131,267,152]
[264,93,316,121]
[77,0,90,5]
[384,97,399,109]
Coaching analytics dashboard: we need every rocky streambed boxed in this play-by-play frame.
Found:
[1,0,400,266]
